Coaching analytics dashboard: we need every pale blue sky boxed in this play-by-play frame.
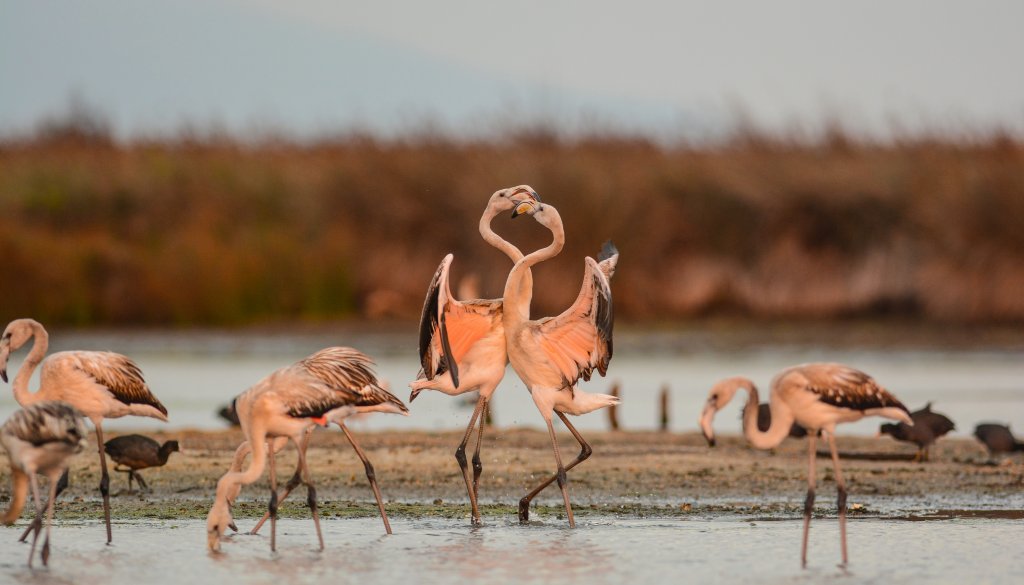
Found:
[2,0,1023,139]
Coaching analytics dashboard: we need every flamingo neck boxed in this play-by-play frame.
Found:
[1,469,28,524]
[502,210,565,326]
[214,426,268,505]
[480,205,533,309]
[739,383,795,450]
[12,322,48,407]
[479,206,523,262]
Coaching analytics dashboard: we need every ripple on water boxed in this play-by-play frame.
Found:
[2,516,1023,585]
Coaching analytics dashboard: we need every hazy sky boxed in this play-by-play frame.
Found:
[3,0,1023,139]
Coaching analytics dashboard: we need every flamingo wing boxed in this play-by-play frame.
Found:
[800,363,909,413]
[596,240,619,280]
[529,256,614,389]
[74,352,167,416]
[299,347,408,413]
[3,402,86,447]
[417,254,501,388]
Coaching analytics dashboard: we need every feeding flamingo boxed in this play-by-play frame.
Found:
[699,364,912,567]
[206,347,407,552]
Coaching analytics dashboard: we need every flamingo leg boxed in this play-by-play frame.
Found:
[295,438,324,550]
[40,475,59,566]
[27,473,44,568]
[471,397,488,502]
[268,440,279,552]
[455,395,485,525]
[339,423,392,535]
[827,432,849,567]
[518,412,591,524]
[19,469,68,543]
[95,424,113,544]
[802,432,818,568]
[251,431,310,535]
[540,418,575,527]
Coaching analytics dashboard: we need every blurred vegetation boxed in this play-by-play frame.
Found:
[1,115,1023,326]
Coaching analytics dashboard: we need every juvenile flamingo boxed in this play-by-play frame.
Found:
[0,318,167,544]
[206,347,407,552]
[410,185,539,524]
[501,197,619,527]
[2,401,89,567]
[699,364,912,568]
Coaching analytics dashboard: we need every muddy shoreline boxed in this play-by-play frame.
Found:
[2,429,1021,521]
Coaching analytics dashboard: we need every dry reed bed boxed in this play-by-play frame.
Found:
[1,132,1022,325]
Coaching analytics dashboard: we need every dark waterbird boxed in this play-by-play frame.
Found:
[878,402,955,462]
[973,423,1024,455]
[217,399,240,426]
[104,434,179,492]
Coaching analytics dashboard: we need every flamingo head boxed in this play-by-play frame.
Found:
[0,319,40,383]
[490,184,540,215]
[206,496,238,552]
[699,378,747,447]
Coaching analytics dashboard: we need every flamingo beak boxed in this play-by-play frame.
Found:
[699,403,717,447]
[511,199,537,218]
[409,389,421,402]
[207,529,222,552]
[0,344,9,383]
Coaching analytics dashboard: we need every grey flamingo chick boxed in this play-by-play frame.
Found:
[973,423,1023,454]
[699,364,911,568]
[2,401,88,567]
[878,402,955,462]
[206,347,407,552]
[104,434,180,492]
[0,318,168,544]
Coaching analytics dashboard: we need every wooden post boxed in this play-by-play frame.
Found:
[659,384,670,432]
[607,382,620,431]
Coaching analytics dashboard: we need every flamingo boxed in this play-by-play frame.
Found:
[501,197,619,527]
[698,364,912,568]
[0,318,167,544]
[206,347,407,553]
[409,185,539,524]
[2,401,89,567]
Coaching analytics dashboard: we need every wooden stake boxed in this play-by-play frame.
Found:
[659,384,670,432]
[607,382,620,430]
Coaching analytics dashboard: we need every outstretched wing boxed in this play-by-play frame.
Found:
[74,352,167,416]
[296,347,408,414]
[597,240,619,281]
[529,256,614,390]
[801,364,909,414]
[417,254,501,388]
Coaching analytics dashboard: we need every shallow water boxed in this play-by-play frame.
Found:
[1,516,1021,584]
[1,330,1021,438]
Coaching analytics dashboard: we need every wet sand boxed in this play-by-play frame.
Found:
[2,429,1021,521]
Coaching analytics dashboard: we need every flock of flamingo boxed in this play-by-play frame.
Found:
[0,185,980,570]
